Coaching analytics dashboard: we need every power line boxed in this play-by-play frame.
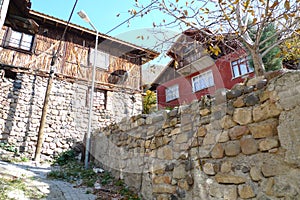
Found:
[105,0,159,35]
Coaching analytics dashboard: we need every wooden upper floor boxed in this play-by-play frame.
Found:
[0,0,158,91]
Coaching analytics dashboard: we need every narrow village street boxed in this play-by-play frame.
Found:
[0,150,96,200]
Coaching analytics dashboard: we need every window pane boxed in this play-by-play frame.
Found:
[90,49,110,70]
[7,30,33,51]
[21,34,33,51]
[166,85,179,102]
[233,65,240,77]
[9,31,22,48]
[232,57,252,78]
[192,71,214,92]
[240,62,248,75]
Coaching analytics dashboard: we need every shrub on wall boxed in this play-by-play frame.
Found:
[142,90,157,114]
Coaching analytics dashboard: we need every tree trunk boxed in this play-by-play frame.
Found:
[250,49,265,76]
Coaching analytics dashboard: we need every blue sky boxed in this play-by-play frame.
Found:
[31,0,156,35]
[31,1,178,47]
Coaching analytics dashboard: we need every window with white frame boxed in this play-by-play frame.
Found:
[165,84,179,102]
[192,70,214,92]
[4,28,35,52]
[89,48,110,70]
[231,57,253,78]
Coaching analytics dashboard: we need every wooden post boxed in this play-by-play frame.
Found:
[34,68,54,161]
[33,0,78,162]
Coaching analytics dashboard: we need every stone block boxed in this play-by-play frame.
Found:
[244,85,254,94]
[226,89,242,99]
[259,90,274,103]
[253,101,282,122]
[224,141,241,156]
[233,96,245,108]
[170,118,178,127]
[215,173,246,184]
[211,143,224,159]
[216,131,229,143]
[221,161,232,173]
[244,93,259,106]
[238,185,255,199]
[224,186,237,200]
[232,83,246,91]
[247,76,265,86]
[203,132,216,145]
[200,108,210,116]
[228,126,250,140]
[196,145,211,158]
[152,184,176,194]
[203,163,216,175]
[259,138,279,151]
[214,88,228,105]
[250,166,262,181]
[197,126,207,137]
[175,133,189,144]
[157,146,173,160]
[261,162,285,177]
[249,118,278,139]
[137,118,145,126]
[154,137,164,148]
[147,126,156,136]
[181,114,191,125]
[153,176,171,184]
[208,183,224,198]
[240,137,258,155]
[220,115,237,129]
[170,128,181,136]
[178,180,190,190]
[233,108,253,125]
[181,124,193,132]
[173,164,186,179]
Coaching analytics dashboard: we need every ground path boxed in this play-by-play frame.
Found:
[0,159,96,200]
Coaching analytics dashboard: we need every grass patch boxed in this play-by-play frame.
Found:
[53,149,76,166]
[0,177,46,200]
[48,161,97,187]
[0,143,17,153]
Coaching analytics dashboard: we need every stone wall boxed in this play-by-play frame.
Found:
[91,71,300,200]
[0,69,142,160]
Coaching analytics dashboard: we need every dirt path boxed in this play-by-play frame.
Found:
[0,160,96,200]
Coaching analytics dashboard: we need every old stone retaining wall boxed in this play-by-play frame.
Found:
[91,71,300,199]
[0,69,142,160]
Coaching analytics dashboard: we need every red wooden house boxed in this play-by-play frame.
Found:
[152,29,254,109]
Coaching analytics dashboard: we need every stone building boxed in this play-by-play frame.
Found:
[0,0,158,159]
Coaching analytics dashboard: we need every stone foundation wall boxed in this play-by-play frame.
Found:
[91,71,300,200]
[0,69,142,160]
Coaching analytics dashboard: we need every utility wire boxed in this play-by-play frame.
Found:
[51,0,79,67]
[105,0,159,35]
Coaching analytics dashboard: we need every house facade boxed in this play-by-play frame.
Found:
[0,0,157,159]
[153,29,254,109]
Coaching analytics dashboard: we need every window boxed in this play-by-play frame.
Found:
[231,57,253,78]
[192,70,214,92]
[166,84,179,102]
[4,28,35,52]
[89,48,110,70]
